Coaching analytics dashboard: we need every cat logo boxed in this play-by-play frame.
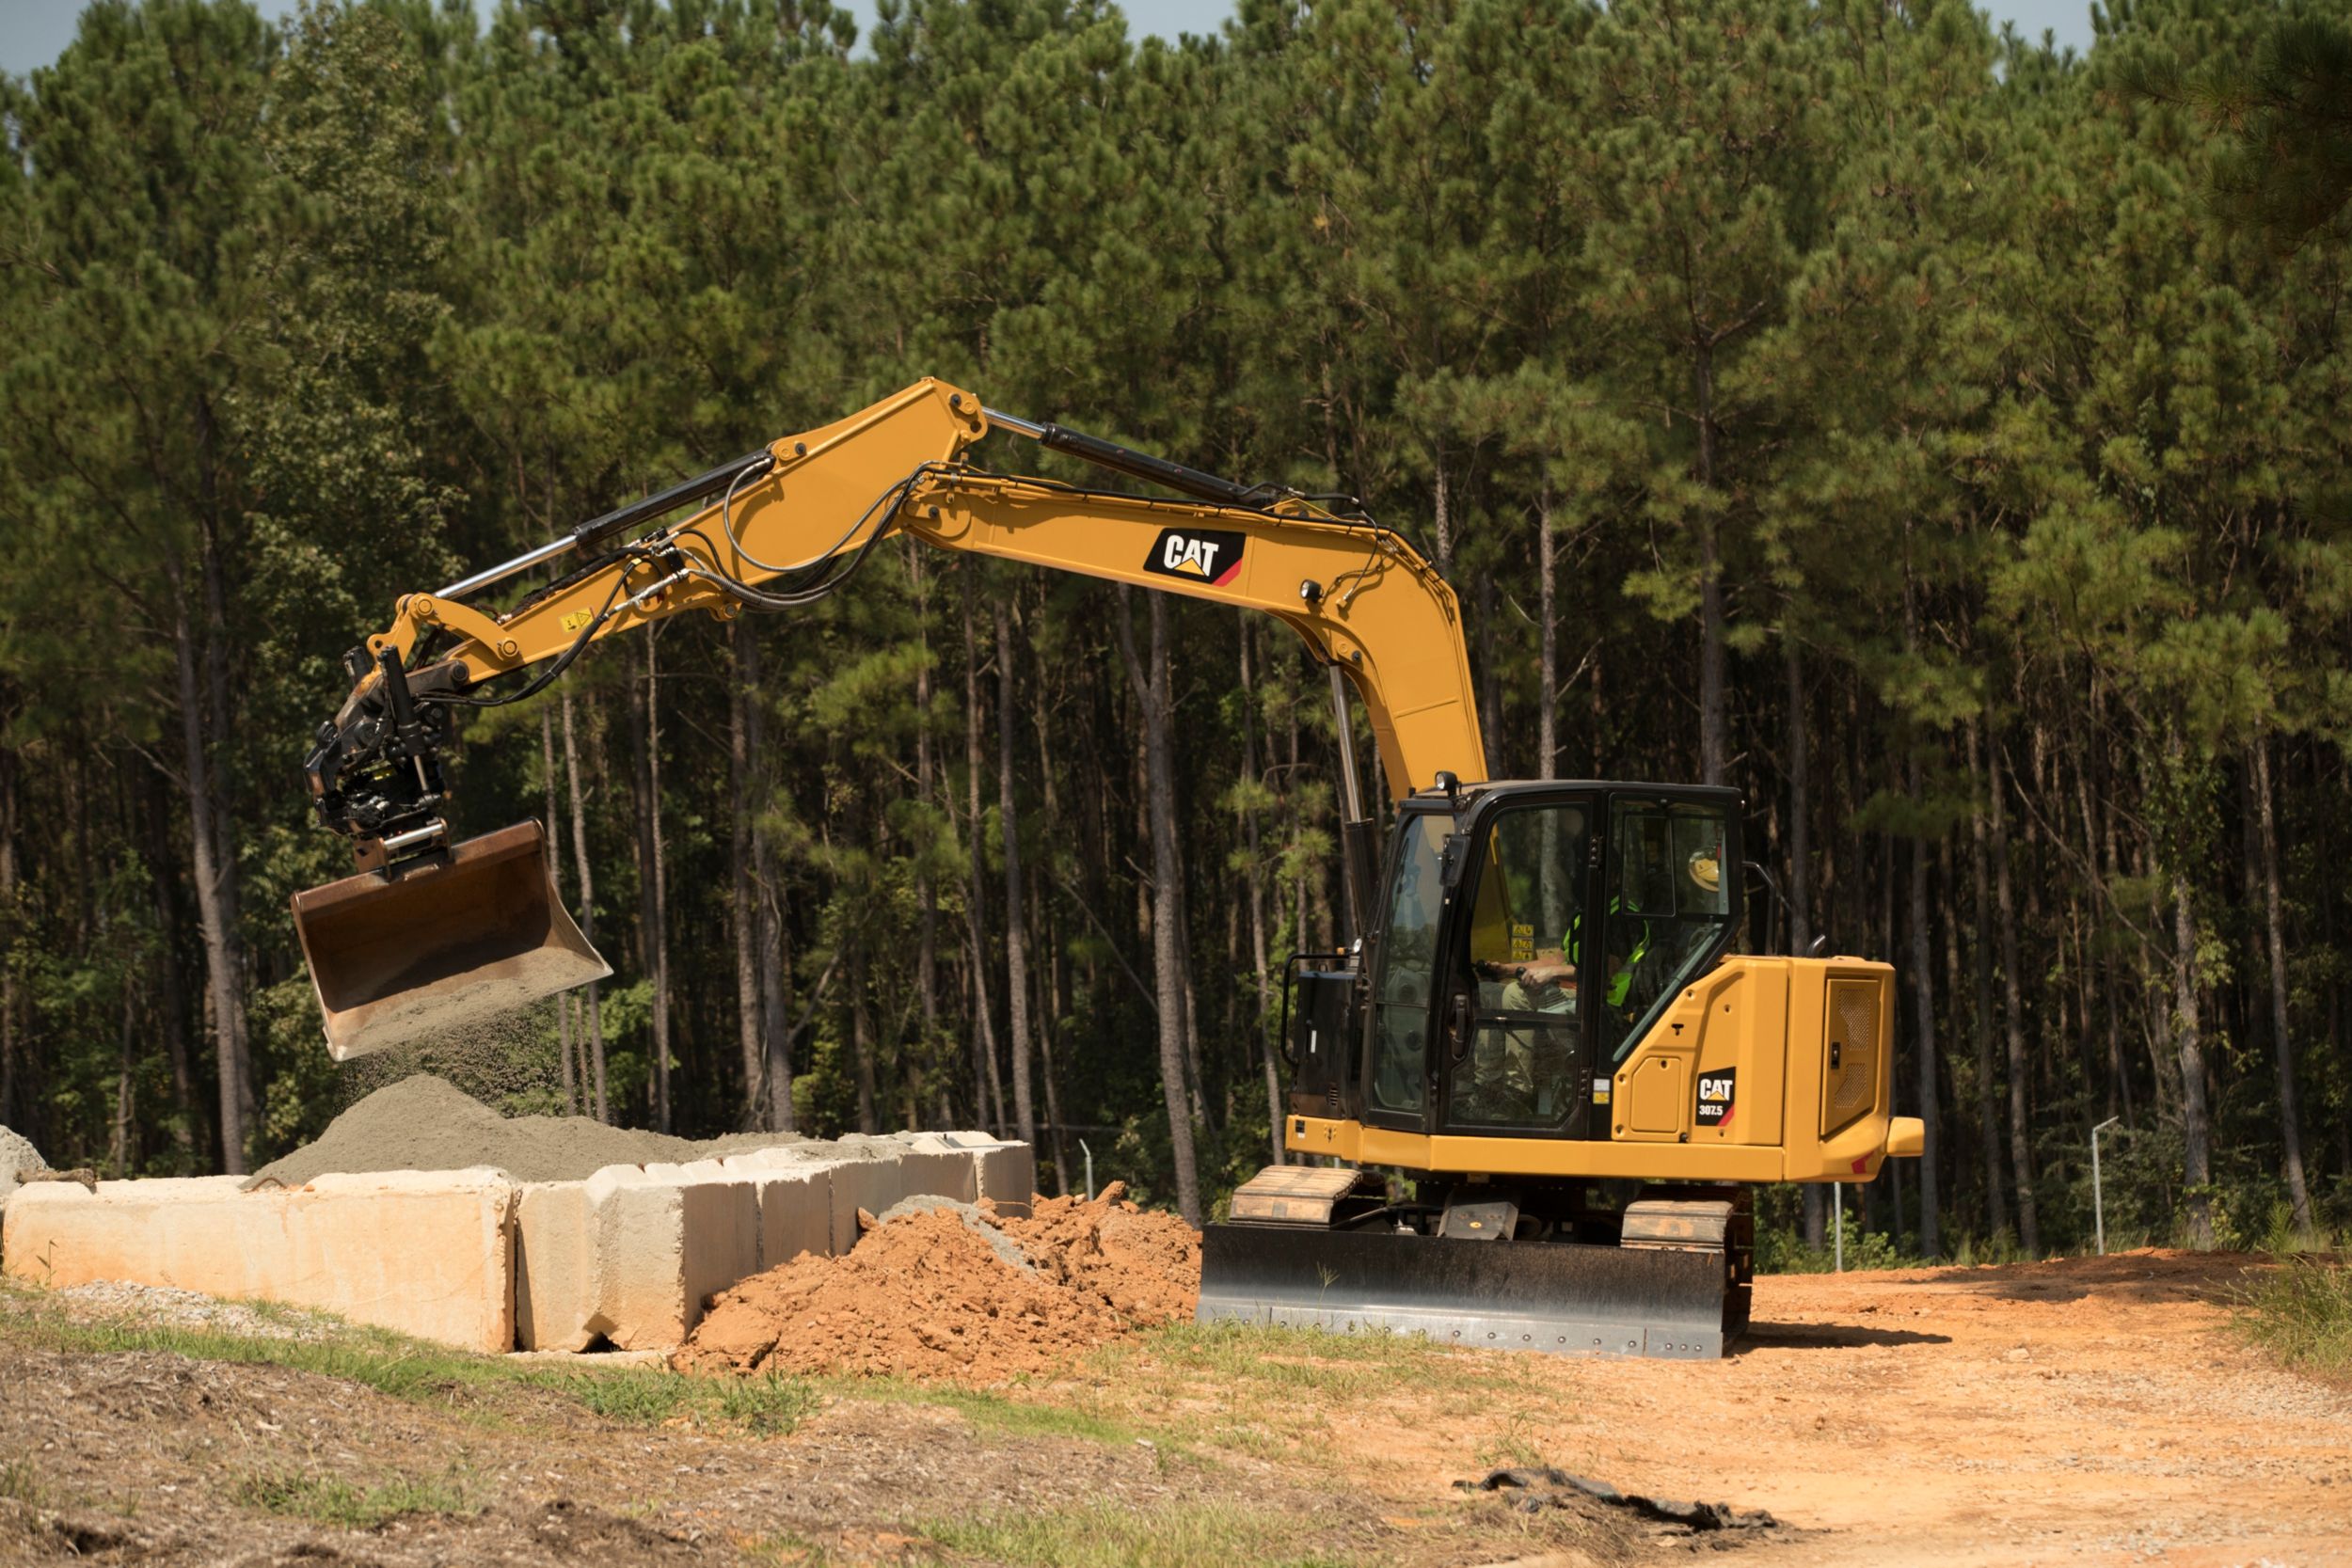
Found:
[1695,1069,1737,1128]
[1143,527,1247,588]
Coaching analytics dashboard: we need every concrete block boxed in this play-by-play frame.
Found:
[824,1152,908,1252]
[976,1143,1035,1212]
[743,1160,834,1270]
[576,1163,756,1351]
[901,1132,1034,1216]
[515,1181,594,1353]
[1,1170,516,1353]
[893,1148,977,1207]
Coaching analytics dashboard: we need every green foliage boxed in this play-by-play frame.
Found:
[0,0,2348,1266]
[2235,1256,2352,1381]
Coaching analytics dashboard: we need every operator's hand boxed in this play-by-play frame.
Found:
[1519,954,1574,989]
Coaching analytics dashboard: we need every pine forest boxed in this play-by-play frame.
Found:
[4,0,2350,1265]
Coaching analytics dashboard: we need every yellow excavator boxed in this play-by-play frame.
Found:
[294,377,1921,1358]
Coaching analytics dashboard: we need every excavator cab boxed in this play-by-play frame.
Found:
[290,821,609,1061]
[1203,780,1911,1358]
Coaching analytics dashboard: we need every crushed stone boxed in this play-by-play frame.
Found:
[50,1280,330,1341]
[244,1074,832,1190]
[674,1181,1200,1384]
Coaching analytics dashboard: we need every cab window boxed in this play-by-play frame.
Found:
[1597,798,1735,1066]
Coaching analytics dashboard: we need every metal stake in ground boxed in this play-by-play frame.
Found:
[2091,1117,2122,1257]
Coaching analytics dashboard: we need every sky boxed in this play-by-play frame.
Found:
[3,0,2099,78]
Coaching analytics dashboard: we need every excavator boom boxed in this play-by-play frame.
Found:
[294,378,1916,1357]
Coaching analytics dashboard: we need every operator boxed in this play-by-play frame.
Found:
[1479,904,1645,1013]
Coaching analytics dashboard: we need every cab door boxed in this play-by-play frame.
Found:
[1359,807,1451,1131]
[1434,795,1599,1138]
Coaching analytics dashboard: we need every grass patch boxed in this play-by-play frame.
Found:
[2237,1256,2352,1382]
[1,1292,815,1437]
[1117,1320,1525,1397]
[829,1376,1140,1447]
[1068,1320,1563,1466]
[552,1367,818,1435]
[923,1498,1352,1568]
[0,1459,43,1509]
[233,1468,474,1529]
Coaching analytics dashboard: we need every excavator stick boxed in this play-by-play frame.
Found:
[1196,1170,1750,1360]
[290,822,609,1061]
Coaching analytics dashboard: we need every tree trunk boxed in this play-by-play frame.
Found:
[1032,866,1071,1194]
[2163,727,2214,1248]
[1787,636,1821,1249]
[961,566,1004,1132]
[1238,620,1282,1164]
[1692,343,1726,786]
[628,636,674,1132]
[1115,588,1202,1226]
[542,708,578,1114]
[1938,837,1971,1229]
[1538,493,1558,784]
[1025,624,1073,1186]
[730,623,767,1128]
[169,572,249,1174]
[912,552,940,1125]
[1988,733,2037,1255]
[2252,736,2313,1236]
[197,522,254,1144]
[140,774,199,1159]
[0,731,16,1133]
[1907,783,1941,1260]
[1900,568,1939,1259]
[993,600,1038,1148]
[762,875,793,1132]
[561,688,610,1123]
[113,976,135,1176]
[850,944,877,1134]
[2170,868,2215,1247]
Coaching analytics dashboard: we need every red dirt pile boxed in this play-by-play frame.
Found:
[673,1182,1200,1384]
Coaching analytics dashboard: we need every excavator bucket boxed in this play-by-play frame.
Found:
[290,822,610,1061]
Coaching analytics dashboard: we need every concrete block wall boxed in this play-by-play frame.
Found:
[2,1169,517,1353]
[0,1133,1032,1354]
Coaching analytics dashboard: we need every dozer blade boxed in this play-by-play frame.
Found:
[1197,1222,1733,1360]
[291,822,611,1061]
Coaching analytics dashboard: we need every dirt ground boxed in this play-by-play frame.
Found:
[0,1249,2344,1567]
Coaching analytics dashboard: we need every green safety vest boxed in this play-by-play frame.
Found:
[1565,899,1650,1009]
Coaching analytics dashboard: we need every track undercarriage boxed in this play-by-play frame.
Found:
[1196,1166,1755,1360]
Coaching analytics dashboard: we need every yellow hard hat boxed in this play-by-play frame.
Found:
[1688,851,1720,893]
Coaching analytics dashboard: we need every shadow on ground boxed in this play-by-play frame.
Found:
[1736,1322,1951,1352]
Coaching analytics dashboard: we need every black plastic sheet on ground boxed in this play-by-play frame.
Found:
[1455,1465,1780,1532]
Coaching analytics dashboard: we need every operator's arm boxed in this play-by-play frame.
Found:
[306,378,1486,867]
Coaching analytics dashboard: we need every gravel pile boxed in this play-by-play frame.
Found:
[54,1280,328,1340]
[244,1073,846,1189]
